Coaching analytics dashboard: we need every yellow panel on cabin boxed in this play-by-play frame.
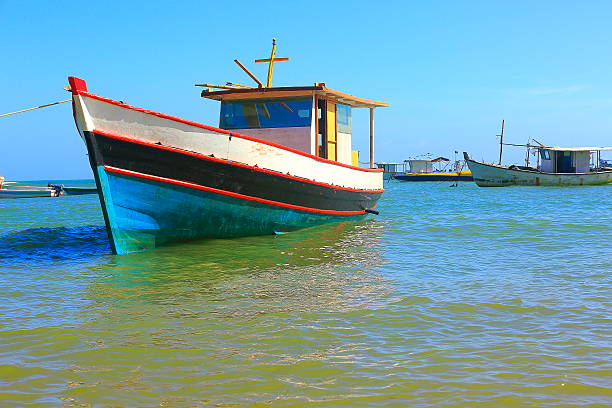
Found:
[327,142,337,161]
[352,150,359,167]
[326,102,336,142]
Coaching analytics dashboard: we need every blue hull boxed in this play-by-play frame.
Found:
[96,167,368,255]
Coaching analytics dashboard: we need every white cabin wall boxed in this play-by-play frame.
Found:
[540,150,554,172]
[408,160,433,173]
[540,159,554,172]
[337,131,352,165]
[574,151,590,172]
[235,127,311,154]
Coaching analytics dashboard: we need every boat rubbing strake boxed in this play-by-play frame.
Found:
[68,42,388,254]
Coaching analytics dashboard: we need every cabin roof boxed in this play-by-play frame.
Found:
[431,157,450,162]
[201,85,389,108]
[539,146,612,152]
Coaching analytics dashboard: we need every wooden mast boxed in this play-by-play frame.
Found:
[498,119,505,165]
[267,39,276,87]
[254,38,289,88]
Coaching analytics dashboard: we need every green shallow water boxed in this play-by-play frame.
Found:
[0,181,610,407]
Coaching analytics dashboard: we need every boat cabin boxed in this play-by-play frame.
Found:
[202,85,387,167]
[538,147,612,173]
[405,157,450,173]
[197,40,388,168]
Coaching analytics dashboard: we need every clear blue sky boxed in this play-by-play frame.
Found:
[2,0,612,179]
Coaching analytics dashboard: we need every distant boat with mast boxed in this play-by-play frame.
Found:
[464,120,612,187]
[68,40,388,255]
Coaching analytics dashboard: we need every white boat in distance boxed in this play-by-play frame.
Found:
[0,184,62,198]
[464,146,612,187]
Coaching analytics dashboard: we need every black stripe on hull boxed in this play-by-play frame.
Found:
[83,131,117,254]
[85,131,382,212]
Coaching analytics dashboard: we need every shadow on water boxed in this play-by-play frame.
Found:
[0,225,111,263]
[91,220,386,280]
[0,219,387,272]
[78,220,391,312]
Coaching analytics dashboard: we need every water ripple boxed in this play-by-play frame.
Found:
[0,182,610,406]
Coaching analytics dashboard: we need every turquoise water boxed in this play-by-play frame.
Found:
[0,181,610,407]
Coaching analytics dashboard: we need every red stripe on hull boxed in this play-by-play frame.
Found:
[103,165,368,216]
[94,129,384,194]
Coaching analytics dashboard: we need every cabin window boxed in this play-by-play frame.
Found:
[220,98,312,129]
[337,104,352,133]
[540,150,550,160]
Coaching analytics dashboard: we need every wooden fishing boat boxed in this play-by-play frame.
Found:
[391,157,473,182]
[68,41,387,255]
[464,147,612,187]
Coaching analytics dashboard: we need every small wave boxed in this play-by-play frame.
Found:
[0,226,110,262]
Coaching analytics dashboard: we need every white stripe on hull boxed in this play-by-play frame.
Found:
[467,159,612,187]
[74,95,383,191]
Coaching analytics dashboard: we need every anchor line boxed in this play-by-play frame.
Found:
[0,99,71,118]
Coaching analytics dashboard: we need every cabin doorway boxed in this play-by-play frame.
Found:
[555,151,574,173]
[316,99,327,158]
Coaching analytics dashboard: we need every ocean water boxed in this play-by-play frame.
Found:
[0,180,610,407]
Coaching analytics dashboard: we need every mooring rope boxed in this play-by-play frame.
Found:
[0,99,71,118]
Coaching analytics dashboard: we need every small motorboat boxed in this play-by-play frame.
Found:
[391,156,473,182]
[0,184,62,198]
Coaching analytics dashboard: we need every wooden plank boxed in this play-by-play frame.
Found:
[195,83,244,90]
[254,57,290,63]
[233,59,264,88]
[320,88,389,108]
[200,85,388,108]
[226,82,255,88]
[205,90,317,101]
